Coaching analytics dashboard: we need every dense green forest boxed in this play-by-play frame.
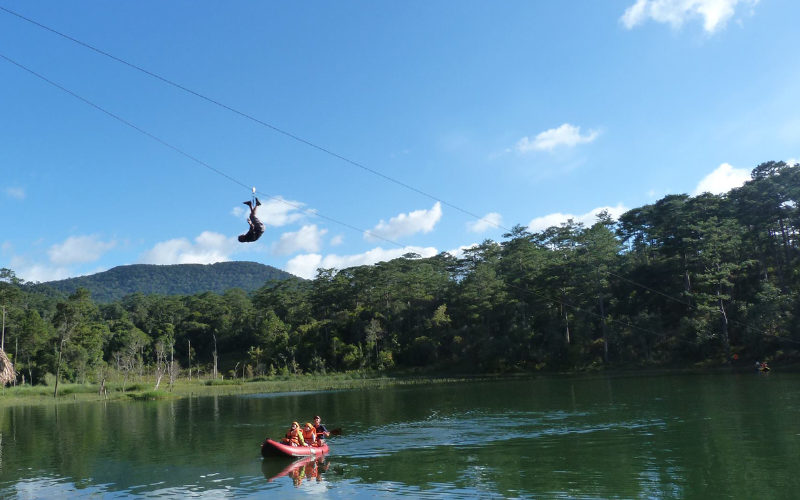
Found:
[1,161,798,387]
[38,262,297,303]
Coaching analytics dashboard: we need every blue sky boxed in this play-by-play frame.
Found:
[1,0,798,282]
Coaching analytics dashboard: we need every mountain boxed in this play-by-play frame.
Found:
[39,262,299,302]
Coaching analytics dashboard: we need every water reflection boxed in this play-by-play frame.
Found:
[262,456,330,488]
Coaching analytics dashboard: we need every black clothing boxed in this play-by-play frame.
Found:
[238,214,265,243]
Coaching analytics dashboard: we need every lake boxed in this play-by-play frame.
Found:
[1,372,798,499]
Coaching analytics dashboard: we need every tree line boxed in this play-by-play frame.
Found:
[1,161,798,387]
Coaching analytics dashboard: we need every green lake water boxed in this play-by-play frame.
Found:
[1,372,798,499]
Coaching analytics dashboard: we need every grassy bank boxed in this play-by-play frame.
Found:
[0,372,481,408]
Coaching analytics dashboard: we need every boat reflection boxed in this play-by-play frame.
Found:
[262,456,330,487]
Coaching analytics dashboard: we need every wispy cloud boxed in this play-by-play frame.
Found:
[367,202,442,241]
[138,231,239,265]
[253,197,312,227]
[272,224,328,256]
[693,162,750,195]
[13,264,72,283]
[466,213,503,234]
[620,0,760,34]
[286,246,438,280]
[330,234,344,246]
[47,235,117,265]
[516,124,599,153]
[4,187,25,200]
[528,203,629,232]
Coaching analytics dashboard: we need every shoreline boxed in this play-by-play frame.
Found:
[2,363,795,409]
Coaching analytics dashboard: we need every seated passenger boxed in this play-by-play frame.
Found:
[302,422,317,447]
[282,422,305,447]
[313,415,330,444]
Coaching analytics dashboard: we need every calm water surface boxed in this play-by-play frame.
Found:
[1,373,798,499]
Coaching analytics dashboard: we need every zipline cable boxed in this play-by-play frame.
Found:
[0,51,683,348]
[0,53,407,249]
[2,51,790,356]
[0,6,509,233]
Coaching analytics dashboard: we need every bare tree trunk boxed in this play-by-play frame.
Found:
[1,305,5,352]
[154,346,161,391]
[213,334,218,380]
[188,340,192,382]
[53,339,65,398]
[168,343,175,391]
[718,280,732,366]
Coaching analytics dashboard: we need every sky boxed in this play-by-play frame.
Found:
[1,0,799,282]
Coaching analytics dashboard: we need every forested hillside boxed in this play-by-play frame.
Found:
[1,161,798,386]
[39,262,297,302]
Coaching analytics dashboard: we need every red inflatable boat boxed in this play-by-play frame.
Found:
[261,438,330,458]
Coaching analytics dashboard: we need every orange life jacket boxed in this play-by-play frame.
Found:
[285,427,304,446]
[302,427,317,445]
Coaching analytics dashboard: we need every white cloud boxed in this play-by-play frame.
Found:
[4,187,25,200]
[14,264,72,283]
[367,202,443,241]
[231,206,246,218]
[528,203,630,232]
[257,197,312,227]
[272,224,328,256]
[787,158,799,166]
[647,189,658,198]
[47,235,117,265]
[446,243,479,259]
[286,246,438,280]
[330,234,344,246]
[466,213,503,233]
[1,241,12,256]
[516,124,599,153]
[620,0,759,34]
[138,231,238,265]
[693,162,750,195]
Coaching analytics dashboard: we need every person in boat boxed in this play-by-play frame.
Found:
[238,198,265,243]
[283,421,305,447]
[313,415,330,444]
[302,422,318,447]
[760,362,770,371]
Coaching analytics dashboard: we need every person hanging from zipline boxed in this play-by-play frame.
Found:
[238,194,265,243]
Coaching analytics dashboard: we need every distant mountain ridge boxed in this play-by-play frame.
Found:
[40,262,298,302]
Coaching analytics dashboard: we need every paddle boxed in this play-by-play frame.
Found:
[329,428,342,436]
